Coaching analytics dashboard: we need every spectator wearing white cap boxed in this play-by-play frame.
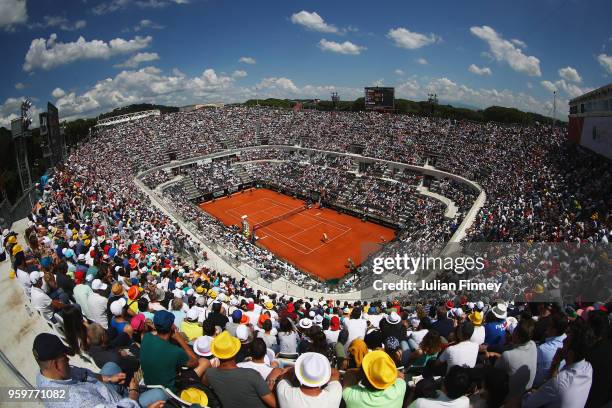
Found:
[30,271,66,322]
[181,308,204,342]
[276,352,342,408]
[88,279,110,329]
[109,298,133,338]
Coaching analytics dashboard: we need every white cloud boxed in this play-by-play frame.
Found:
[113,52,159,68]
[255,78,361,101]
[597,53,612,74]
[23,33,152,71]
[558,66,582,83]
[541,78,591,98]
[232,70,247,78]
[468,64,492,76]
[93,0,187,15]
[424,76,566,117]
[394,69,404,76]
[0,0,27,30]
[372,78,384,86]
[53,66,234,118]
[290,11,338,34]
[416,58,428,65]
[133,19,164,31]
[318,39,365,55]
[92,0,130,15]
[396,79,421,99]
[526,82,533,89]
[171,68,185,77]
[51,87,65,98]
[470,25,541,76]
[257,77,299,93]
[239,56,256,64]
[510,38,527,48]
[387,27,440,50]
[554,79,592,98]
[29,15,86,31]
[541,80,557,93]
[15,82,26,90]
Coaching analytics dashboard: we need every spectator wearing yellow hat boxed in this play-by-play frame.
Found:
[468,311,485,345]
[342,350,406,408]
[204,331,277,408]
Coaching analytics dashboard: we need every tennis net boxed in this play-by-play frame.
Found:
[252,205,307,230]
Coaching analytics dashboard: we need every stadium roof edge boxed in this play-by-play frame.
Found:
[569,83,612,104]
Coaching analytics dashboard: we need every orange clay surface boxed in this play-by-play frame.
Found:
[199,188,396,280]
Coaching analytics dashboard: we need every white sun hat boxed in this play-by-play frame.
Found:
[294,352,331,388]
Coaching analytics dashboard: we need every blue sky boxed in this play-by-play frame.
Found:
[1,0,611,126]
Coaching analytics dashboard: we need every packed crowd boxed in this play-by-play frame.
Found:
[0,105,610,408]
[4,224,611,407]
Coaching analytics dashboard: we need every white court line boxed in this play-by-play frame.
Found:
[259,226,312,254]
[265,198,351,232]
[306,227,353,253]
[226,201,283,224]
[287,221,323,239]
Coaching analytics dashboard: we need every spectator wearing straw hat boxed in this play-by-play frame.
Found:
[468,310,485,345]
[204,331,277,408]
[342,350,406,408]
[276,351,342,407]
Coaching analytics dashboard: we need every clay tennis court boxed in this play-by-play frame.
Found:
[199,188,396,280]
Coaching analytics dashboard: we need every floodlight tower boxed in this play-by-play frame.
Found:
[11,99,33,192]
[331,92,339,111]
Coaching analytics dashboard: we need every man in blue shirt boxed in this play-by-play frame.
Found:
[484,303,507,352]
[33,333,166,408]
[534,313,567,387]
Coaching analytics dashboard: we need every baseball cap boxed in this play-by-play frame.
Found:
[231,309,243,322]
[92,279,108,291]
[110,298,127,316]
[32,333,72,361]
[29,271,44,284]
[153,310,175,332]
